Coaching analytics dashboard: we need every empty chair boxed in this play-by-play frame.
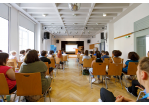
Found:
[15,72,51,102]
[0,73,16,102]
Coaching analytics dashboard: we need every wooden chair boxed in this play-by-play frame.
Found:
[17,62,23,70]
[113,58,123,64]
[55,57,63,73]
[0,73,16,102]
[63,55,68,69]
[15,72,51,102]
[49,58,56,78]
[122,62,138,87]
[82,59,92,75]
[91,56,96,61]
[107,63,123,89]
[135,86,146,100]
[104,58,111,66]
[8,59,17,68]
[90,63,107,89]
[44,62,50,75]
[6,62,15,72]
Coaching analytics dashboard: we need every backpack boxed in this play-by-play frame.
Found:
[83,69,89,75]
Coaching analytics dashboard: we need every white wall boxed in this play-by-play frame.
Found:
[51,38,91,51]
[114,3,149,62]
[42,31,52,51]
[146,36,149,56]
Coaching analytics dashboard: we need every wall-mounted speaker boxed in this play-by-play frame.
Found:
[44,32,50,39]
[101,32,104,39]
[56,40,59,43]
[87,40,90,43]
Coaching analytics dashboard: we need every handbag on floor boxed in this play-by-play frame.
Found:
[83,69,89,75]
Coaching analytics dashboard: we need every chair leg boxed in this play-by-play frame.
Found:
[123,75,127,87]
[48,90,51,102]
[18,96,21,102]
[91,77,92,89]
[1,95,5,102]
[137,91,143,100]
[119,76,123,89]
[105,76,108,89]
[89,74,90,83]
[13,93,17,102]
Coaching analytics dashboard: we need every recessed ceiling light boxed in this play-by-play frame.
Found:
[103,13,106,17]
[42,14,47,17]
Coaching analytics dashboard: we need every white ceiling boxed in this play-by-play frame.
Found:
[11,3,132,38]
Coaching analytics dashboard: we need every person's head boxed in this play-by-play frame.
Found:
[81,51,84,54]
[85,50,89,56]
[0,53,9,66]
[101,51,106,56]
[36,50,39,54]
[128,52,139,61]
[105,51,109,56]
[95,51,98,54]
[24,50,40,64]
[10,50,17,56]
[112,50,116,57]
[20,50,25,55]
[26,49,31,53]
[63,51,66,54]
[96,52,101,58]
[136,57,149,88]
[114,50,122,57]
[147,51,149,57]
[0,50,2,52]
[41,50,47,57]
[90,51,93,55]
[49,50,54,55]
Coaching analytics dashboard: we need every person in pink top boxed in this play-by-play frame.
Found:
[0,53,16,93]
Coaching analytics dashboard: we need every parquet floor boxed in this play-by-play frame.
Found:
[5,58,137,102]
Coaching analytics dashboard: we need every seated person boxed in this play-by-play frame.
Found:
[20,50,26,62]
[80,51,84,56]
[9,50,18,63]
[57,50,63,69]
[89,52,103,83]
[123,52,139,73]
[62,51,67,55]
[105,51,109,57]
[94,51,98,56]
[19,50,51,101]
[48,50,55,58]
[100,57,149,102]
[90,51,94,58]
[39,50,52,73]
[101,51,110,61]
[100,50,105,57]
[0,53,16,94]
[82,50,91,61]
[110,50,122,63]
[77,51,81,54]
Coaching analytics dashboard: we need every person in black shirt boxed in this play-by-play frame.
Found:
[99,57,149,102]
[39,50,52,73]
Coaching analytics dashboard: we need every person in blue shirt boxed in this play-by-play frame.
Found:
[122,52,140,73]
[101,51,110,61]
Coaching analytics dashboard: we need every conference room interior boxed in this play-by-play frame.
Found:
[1,1,149,102]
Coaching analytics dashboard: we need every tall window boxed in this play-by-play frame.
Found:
[0,17,8,53]
[19,26,34,51]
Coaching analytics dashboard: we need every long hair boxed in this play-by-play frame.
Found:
[57,50,62,58]
[0,53,9,66]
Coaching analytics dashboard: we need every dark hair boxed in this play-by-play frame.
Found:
[81,51,84,54]
[49,50,54,55]
[128,52,139,61]
[139,57,149,73]
[24,50,40,64]
[78,51,81,53]
[114,50,122,57]
[101,51,105,54]
[26,49,31,53]
[95,51,98,54]
[36,50,39,53]
[90,51,94,54]
[112,50,116,54]
[105,51,109,55]
[41,50,47,56]
[0,50,2,52]
[85,50,88,56]
[96,52,101,58]
[20,50,25,54]
[0,53,9,65]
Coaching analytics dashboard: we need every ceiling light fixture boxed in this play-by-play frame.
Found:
[42,14,47,17]
[103,13,106,17]
[68,3,81,11]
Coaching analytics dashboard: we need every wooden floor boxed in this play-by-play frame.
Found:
[6,58,137,102]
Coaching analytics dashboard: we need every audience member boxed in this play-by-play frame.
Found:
[26,49,31,53]
[20,50,26,62]
[0,53,16,94]
[19,50,51,101]
[57,50,63,69]
[110,50,122,63]
[77,51,81,54]
[90,51,94,57]
[89,52,103,83]
[101,50,105,56]
[105,51,109,56]
[9,50,18,63]
[94,51,98,56]
[48,50,55,58]
[80,51,84,56]
[82,50,91,61]
[101,51,110,61]
[0,50,2,52]
[100,57,149,102]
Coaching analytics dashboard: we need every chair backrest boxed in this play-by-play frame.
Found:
[44,62,49,75]
[18,62,23,69]
[127,62,138,75]
[6,62,15,72]
[56,57,61,64]
[113,57,122,64]
[92,63,106,75]
[77,54,80,58]
[15,72,42,96]
[108,63,123,75]
[83,58,92,68]
[79,56,83,64]
[8,59,17,68]
[49,58,55,68]
[61,56,63,62]
[104,58,111,65]
[91,56,96,61]
[63,55,67,61]
[0,73,9,95]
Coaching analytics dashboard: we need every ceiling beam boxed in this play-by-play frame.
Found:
[94,3,130,8]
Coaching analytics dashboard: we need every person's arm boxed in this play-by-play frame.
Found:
[123,64,127,68]
[123,61,128,68]
[6,68,16,80]
[115,95,135,102]
[91,60,95,68]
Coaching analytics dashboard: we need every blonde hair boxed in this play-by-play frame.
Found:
[10,50,17,55]
[139,57,149,74]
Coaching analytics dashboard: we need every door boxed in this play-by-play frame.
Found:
[137,36,146,58]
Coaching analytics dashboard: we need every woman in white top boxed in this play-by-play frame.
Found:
[82,50,91,61]
[20,50,26,62]
[9,50,18,63]
[48,50,55,58]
